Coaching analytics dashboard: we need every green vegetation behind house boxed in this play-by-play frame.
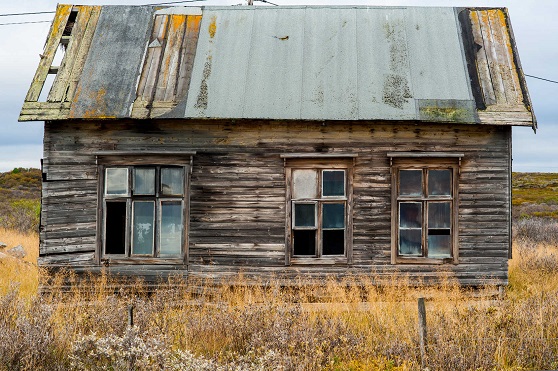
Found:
[0,168,41,233]
[512,172,558,220]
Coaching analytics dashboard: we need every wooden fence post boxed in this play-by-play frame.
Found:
[418,297,427,369]
[128,304,134,327]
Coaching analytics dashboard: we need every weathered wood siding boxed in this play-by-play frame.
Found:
[41,120,511,285]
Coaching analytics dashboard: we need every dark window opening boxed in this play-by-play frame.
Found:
[105,202,126,255]
[293,230,316,256]
[323,230,344,255]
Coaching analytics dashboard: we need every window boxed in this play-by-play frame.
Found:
[97,153,193,263]
[283,155,355,264]
[390,154,461,264]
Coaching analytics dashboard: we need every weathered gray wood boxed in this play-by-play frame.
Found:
[40,120,511,285]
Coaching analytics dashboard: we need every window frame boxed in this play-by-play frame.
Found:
[283,156,355,265]
[390,155,461,265]
[96,153,193,265]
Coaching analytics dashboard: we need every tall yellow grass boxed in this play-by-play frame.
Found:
[0,228,39,297]
[1,228,558,370]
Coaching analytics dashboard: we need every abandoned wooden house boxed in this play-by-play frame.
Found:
[20,4,536,285]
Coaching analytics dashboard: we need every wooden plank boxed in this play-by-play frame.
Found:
[65,6,102,102]
[48,7,93,102]
[156,15,187,102]
[469,11,496,106]
[136,15,169,102]
[487,9,523,106]
[25,4,73,102]
[478,10,507,105]
[176,15,202,102]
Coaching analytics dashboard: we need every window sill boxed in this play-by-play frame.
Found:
[394,256,456,265]
[290,256,348,265]
[101,257,186,266]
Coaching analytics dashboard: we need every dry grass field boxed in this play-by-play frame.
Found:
[0,172,557,370]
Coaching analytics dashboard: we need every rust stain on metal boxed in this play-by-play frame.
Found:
[208,16,217,39]
[82,88,115,119]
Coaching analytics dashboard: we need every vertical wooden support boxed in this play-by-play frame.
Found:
[128,304,134,327]
[418,297,427,369]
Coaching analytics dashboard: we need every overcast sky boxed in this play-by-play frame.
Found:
[0,0,556,172]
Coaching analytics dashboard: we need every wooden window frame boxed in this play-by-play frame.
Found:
[389,155,461,265]
[283,156,355,266]
[96,153,193,265]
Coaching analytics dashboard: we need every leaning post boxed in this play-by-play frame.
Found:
[418,297,427,369]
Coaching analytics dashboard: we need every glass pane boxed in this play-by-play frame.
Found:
[161,168,184,195]
[294,203,316,227]
[428,235,451,257]
[293,169,318,199]
[160,202,183,255]
[106,168,128,195]
[134,168,155,195]
[323,230,344,255]
[428,170,451,196]
[323,203,345,229]
[293,230,316,255]
[400,202,422,228]
[399,229,422,256]
[105,202,126,254]
[323,170,345,197]
[428,202,451,229]
[399,170,422,196]
[132,201,154,255]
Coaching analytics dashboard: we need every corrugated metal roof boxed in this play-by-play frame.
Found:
[20,5,535,128]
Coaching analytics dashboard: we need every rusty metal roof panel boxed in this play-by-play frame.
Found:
[69,6,154,118]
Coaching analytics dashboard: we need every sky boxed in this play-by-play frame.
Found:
[0,0,556,172]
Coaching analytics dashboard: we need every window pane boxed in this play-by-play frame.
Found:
[294,203,316,227]
[428,235,451,257]
[106,168,128,195]
[105,202,126,254]
[323,170,345,196]
[132,201,154,255]
[323,203,345,229]
[400,202,422,228]
[323,230,344,255]
[428,170,451,196]
[399,170,422,196]
[399,229,422,256]
[293,230,316,255]
[293,169,318,199]
[160,202,183,255]
[161,168,184,195]
[428,202,451,229]
[134,168,155,195]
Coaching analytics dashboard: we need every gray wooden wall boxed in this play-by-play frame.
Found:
[41,120,511,285]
